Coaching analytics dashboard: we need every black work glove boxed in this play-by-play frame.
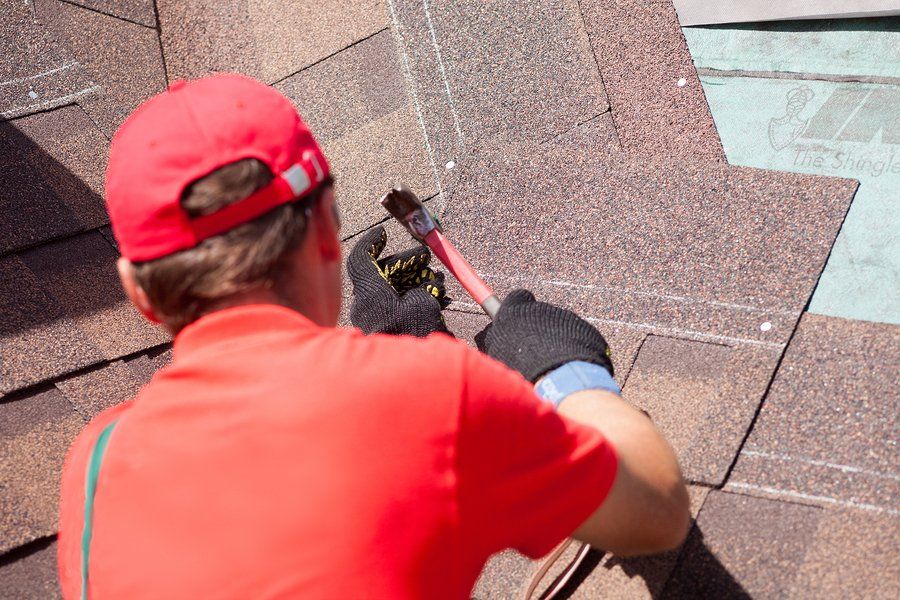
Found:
[475,289,613,382]
[347,226,451,337]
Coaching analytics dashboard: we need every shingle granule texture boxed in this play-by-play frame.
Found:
[579,0,726,162]
[155,0,387,84]
[623,336,779,484]
[389,0,612,171]
[124,347,173,385]
[0,388,84,553]
[444,144,857,343]
[0,106,108,254]
[55,361,145,420]
[727,313,900,512]
[0,0,96,120]
[17,231,170,362]
[0,539,61,599]
[0,256,102,394]
[61,0,157,27]
[275,31,437,237]
[35,0,168,136]
[664,491,900,598]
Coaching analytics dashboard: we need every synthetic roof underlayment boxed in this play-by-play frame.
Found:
[0,0,896,597]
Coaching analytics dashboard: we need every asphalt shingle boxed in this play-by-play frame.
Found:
[0,108,107,255]
[276,30,437,236]
[35,0,168,136]
[623,335,778,485]
[579,0,726,162]
[0,0,97,120]
[156,0,387,84]
[664,491,900,598]
[55,360,144,421]
[62,0,157,27]
[0,256,101,395]
[727,313,900,512]
[0,388,84,553]
[389,0,612,172]
[0,539,61,599]
[444,144,856,345]
[17,231,170,362]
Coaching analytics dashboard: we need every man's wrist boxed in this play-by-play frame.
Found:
[534,361,620,409]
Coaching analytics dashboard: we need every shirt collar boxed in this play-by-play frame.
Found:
[173,304,324,359]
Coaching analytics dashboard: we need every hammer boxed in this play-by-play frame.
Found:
[380,186,501,319]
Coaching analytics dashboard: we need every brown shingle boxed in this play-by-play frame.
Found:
[579,0,725,162]
[156,0,387,84]
[124,347,173,385]
[727,313,900,512]
[389,0,612,169]
[34,0,168,136]
[17,231,170,362]
[55,360,144,421]
[0,256,101,394]
[0,120,93,255]
[9,104,108,228]
[276,31,437,236]
[623,336,780,485]
[0,539,61,599]
[444,142,856,345]
[0,0,96,120]
[63,0,157,27]
[0,388,84,553]
[664,491,900,598]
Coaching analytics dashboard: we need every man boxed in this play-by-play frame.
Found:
[58,74,689,599]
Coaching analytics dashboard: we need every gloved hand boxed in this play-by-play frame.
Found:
[347,226,451,337]
[475,289,613,382]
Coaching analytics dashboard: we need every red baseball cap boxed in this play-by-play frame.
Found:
[105,73,330,261]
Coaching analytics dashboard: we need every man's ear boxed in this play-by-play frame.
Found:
[313,188,341,262]
[117,257,162,324]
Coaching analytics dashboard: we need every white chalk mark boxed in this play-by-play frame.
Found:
[27,90,38,99]
[741,450,900,481]
[760,321,772,332]
[1,85,100,118]
[422,0,464,144]
[446,160,456,170]
[0,62,78,88]
[447,300,783,349]
[726,482,900,516]
[386,0,444,211]
[481,273,795,316]
[677,77,687,87]
[583,316,784,349]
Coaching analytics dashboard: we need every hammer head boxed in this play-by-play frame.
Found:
[380,185,440,241]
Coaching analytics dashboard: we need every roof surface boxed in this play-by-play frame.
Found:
[0,0,896,597]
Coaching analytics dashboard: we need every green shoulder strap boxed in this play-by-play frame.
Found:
[81,420,119,600]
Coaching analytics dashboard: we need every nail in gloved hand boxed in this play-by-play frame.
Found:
[347,225,452,337]
[475,289,613,383]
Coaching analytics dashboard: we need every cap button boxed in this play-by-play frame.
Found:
[168,80,187,91]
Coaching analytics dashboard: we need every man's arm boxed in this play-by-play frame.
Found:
[476,289,690,556]
[559,389,689,555]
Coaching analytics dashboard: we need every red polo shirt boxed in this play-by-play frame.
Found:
[58,305,617,599]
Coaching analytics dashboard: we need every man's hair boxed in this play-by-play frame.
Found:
[131,159,333,332]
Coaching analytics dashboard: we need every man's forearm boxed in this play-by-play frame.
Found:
[559,390,691,555]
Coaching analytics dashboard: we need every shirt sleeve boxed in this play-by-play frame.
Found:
[455,348,618,559]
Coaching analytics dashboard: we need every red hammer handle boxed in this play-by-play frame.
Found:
[424,230,501,319]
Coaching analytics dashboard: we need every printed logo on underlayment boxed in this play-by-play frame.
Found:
[768,86,814,151]
[771,85,900,177]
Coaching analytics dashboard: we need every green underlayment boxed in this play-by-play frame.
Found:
[683,19,900,325]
